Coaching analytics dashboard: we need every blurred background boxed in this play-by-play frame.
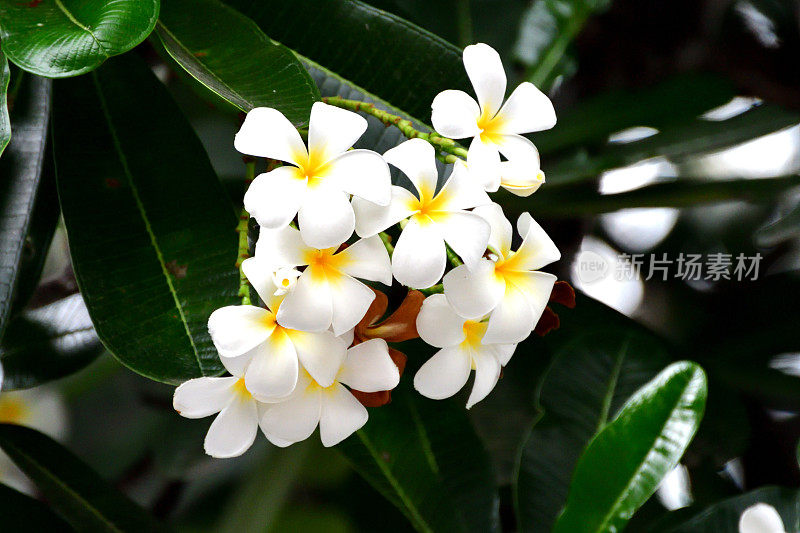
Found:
[2,0,800,530]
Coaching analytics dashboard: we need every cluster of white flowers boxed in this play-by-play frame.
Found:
[174,43,561,458]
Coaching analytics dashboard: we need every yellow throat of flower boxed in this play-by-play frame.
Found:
[476,110,505,144]
[462,320,488,349]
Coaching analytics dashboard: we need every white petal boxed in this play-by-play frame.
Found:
[413,346,471,400]
[173,377,237,419]
[514,213,561,270]
[463,43,507,118]
[352,186,417,238]
[298,188,355,249]
[494,82,556,134]
[493,344,517,366]
[508,271,557,327]
[739,503,786,533]
[500,162,544,197]
[473,203,513,257]
[243,329,299,400]
[482,284,535,345]
[204,397,259,458]
[496,133,541,165]
[383,139,439,199]
[337,236,392,285]
[443,261,505,320]
[322,150,391,206]
[254,225,310,268]
[392,217,446,289]
[437,161,492,211]
[416,293,466,348]
[329,274,376,336]
[241,257,282,311]
[276,269,332,332]
[338,339,400,392]
[208,305,274,357]
[467,135,501,191]
[466,348,501,408]
[338,328,355,348]
[308,101,367,164]
[431,89,481,139]
[243,166,307,230]
[289,330,347,387]
[437,211,490,270]
[319,384,368,447]
[219,350,252,377]
[234,107,307,164]
[260,377,321,445]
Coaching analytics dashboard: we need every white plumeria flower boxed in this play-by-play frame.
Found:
[208,264,347,401]
[251,225,392,335]
[260,338,400,447]
[443,203,559,344]
[174,356,265,458]
[352,138,491,289]
[431,43,556,194]
[413,294,516,408]
[739,503,786,533]
[235,102,391,249]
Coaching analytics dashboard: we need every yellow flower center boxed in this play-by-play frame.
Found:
[232,378,252,400]
[0,397,27,424]
[293,149,329,188]
[462,320,488,348]
[476,110,505,144]
[408,183,448,225]
[302,247,349,283]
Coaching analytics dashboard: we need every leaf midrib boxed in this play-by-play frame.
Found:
[54,0,110,58]
[0,436,125,532]
[90,71,203,375]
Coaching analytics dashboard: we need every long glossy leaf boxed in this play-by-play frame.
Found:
[515,328,670,532]
[0,482,71,531]
[663,486,800,532]
[1,293,102,390]
[0,72,50,339]
[53,53,238,384]
[0,0,159,78]
[552,361,707,533]
[156,0,319,125]
[224,0,469,122]
[0,49,9,155]
[337,376,500,533]
[0,423,167,532]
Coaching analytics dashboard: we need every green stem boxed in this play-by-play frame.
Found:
[455,0,473,48]
[236,161,256,306]
[323,96,468,160]
[420,284,443,296]
[379,231,394,255]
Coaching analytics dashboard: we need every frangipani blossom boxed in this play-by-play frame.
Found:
[173,356,264,458]
[208,263,347,401]
[414,294,516,408]
[352,139,491,289]
[431,43,556,194]
[739,503,786,533]
[235,102,391,249]
[251,226,392,335]
[443,203,560,344]
[260,339,400,447]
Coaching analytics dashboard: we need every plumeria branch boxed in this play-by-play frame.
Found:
[322,96,468,161]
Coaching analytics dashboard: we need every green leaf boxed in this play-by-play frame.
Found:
[0,0,159,78]
[663,486,800,532]
[223,0,470,121]
[0,71,50,340]
[337,376,500,533]
[514,327,670,532]
[0,49,10,156]
[552,361,708,533]
[53,53,238,384]
[514,0,613,89]
[155,0,319,125]
[0,423,168,532]
[1,294,102,390]
[0,482,71,531]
